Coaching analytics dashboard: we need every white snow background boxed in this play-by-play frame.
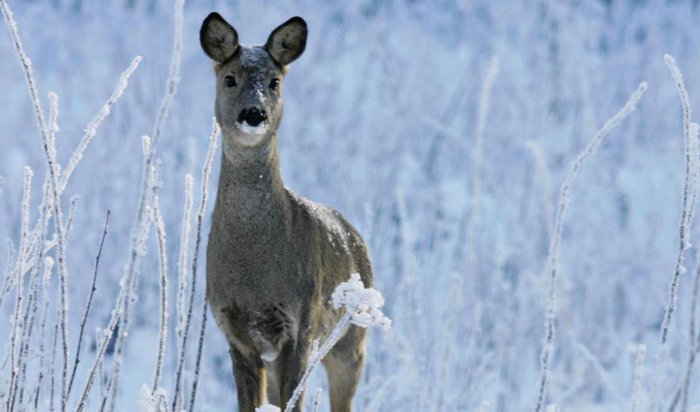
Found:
[1,0,700,411]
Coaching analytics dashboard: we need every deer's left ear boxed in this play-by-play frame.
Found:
[266,17,307,67]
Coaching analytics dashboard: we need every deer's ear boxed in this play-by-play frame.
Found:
[266,17,307,67]
[200,13,239,63]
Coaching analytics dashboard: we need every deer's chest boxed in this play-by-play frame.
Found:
[205,213,315,309]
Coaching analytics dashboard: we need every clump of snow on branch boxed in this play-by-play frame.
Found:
[282,274,391,412]
[332,273,391,331]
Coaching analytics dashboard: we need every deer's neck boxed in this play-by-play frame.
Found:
[215,133,289,226]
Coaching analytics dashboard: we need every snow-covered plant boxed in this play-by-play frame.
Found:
[651,54,700,412]
[282,273,391,412]
[331,273,392,330]
[535,81,647,412]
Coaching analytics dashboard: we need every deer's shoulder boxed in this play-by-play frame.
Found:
[285,189,357,242]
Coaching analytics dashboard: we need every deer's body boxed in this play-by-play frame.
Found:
[201,13,372,412]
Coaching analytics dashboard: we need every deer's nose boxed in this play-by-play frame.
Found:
[238,107,268,127]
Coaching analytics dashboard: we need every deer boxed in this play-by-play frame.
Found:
[200,13,374,412]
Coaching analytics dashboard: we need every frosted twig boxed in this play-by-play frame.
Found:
[666,249,700,412]
[16,245,44,407]
[107,0,184,405]
[650,56,699,412]
[174,119,219,410]
[96,328,105,400]
[188,296,208,412]
[0,3,73,405]
[466,56,499,320]
[467,55,499,275]
[534,82,647,412]
[285,313,352,412]
[284,274,391,412]
[60,57,142,192]
[184,120,219,412]
[24,176,54,408]
[659,55,698,345]
[172,174,193,411]
[0,240,16,309]
[151,196,169,393]
[631,344,646,412]
[67,211,110,398]
[680,259,700,411]
[150,0,183,153]
[33,256,54,409]
[7,166,33,412]
[75,292,124,412]
[49,303,60,412]
[103,135,156,412]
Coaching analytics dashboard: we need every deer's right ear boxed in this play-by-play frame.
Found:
[200,13,239,64]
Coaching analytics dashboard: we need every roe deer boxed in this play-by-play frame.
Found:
[200,13,373,412]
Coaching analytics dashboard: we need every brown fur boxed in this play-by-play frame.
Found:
[201,13,373,412]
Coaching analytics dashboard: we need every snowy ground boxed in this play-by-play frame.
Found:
[1,0,700,411]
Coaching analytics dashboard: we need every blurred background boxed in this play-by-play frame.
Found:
[1,0,700,410]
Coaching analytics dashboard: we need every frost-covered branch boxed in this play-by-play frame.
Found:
[0,3,74,406]
[172,173,193,411]
[104,135,158,412]
[465,57,499,344]
[534,81,647,412]
[631,344,646,412]
[184,119,220,412]
[75,293,125,412]
[667,247,700,412]
[32,256,54,409]
[651,55,699,412]
[467,56,499,279]
[283,273,391,412]
[151,196,169,393]
[107,0,184,406]
[188,296,208,412]
[60,57,142,192]
[67,211,110,399]
[7,166,33,412]
[659,55,699,346]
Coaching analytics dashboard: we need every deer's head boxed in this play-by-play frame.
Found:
[200,13,307,148]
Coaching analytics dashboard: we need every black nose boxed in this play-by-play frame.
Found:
[237,107,267,126]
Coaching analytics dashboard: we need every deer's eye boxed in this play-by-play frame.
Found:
[269,78,280,91]
[224,75,237,88]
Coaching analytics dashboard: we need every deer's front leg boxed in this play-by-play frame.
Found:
[230,344,266,412]
[278,341,309,412]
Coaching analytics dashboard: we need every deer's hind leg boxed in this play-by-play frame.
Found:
[229,344,266,412]
[322,325,366,412]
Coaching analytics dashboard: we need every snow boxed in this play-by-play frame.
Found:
[331,273,391,331]
[1,0,700,411]
[235,120,269,135]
